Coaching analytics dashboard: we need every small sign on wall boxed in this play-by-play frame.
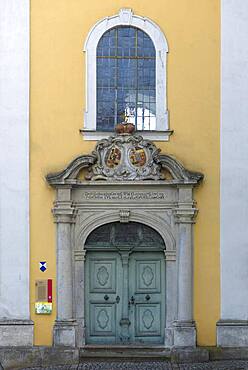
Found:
[35,279,52,314]
[39,261,47,272]
[35,302,52,314]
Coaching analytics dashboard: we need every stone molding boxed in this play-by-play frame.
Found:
[74,250,86,261]
[52,201,77,223]
[159,155,203,183]
[46,155,96,185]
[174,207,199,224]
[164,250,176,261]
[75,208,176,252]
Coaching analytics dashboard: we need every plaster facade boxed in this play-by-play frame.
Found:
[30,0,219,346]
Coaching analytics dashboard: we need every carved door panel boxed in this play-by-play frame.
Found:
[85,252,122,344]
[128,252,165,344]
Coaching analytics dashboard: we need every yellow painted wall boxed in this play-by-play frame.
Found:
[30,0,220,345]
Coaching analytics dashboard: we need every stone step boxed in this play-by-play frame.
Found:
[79,347,211,364]
[80,346,171,360]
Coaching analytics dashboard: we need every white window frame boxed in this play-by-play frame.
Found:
[82,8,171,141]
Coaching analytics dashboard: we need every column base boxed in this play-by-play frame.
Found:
[0,319,33,346]
[75,319,85,347]
[217,320,248,347]
[53,320,78,347]
[172,321,196,347]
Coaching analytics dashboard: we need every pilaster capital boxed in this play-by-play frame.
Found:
[74,249,86,261]
[52,201,77,223]
[174,205,198,224]
[164,250,176,261]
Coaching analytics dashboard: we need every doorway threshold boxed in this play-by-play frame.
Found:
[80,345,171,360]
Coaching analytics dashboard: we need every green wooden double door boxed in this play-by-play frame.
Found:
[85,251,165,344]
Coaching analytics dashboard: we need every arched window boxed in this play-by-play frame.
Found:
[83,8,170,141]
[96,26,156,132]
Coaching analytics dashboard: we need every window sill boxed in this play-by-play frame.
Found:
[80,129,173,141]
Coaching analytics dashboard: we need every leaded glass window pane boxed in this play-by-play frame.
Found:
[85,222,165,249]
[96,26,156,132]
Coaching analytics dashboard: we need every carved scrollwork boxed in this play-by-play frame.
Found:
[46,132,204,186]
[89,134,164,181]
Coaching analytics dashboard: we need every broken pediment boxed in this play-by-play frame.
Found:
[46,130,203,186]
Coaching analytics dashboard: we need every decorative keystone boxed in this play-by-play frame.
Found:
[118,8,133,24]
[119,209,130,223]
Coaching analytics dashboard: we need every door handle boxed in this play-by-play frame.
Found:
[145,294,151,301]
[104,295,109,301]
[116,295,120,304]
[129,296,135,305]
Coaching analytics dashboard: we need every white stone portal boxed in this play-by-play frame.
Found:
[47,133,202,347]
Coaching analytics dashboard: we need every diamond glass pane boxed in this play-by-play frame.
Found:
[96,26,156,131]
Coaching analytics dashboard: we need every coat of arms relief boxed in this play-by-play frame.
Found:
[86,123,164,181]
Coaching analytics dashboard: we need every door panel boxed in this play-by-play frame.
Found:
[135,303,161,336]
[129,252,165,344]
[90,303,116,336]
[136,260,161,293]
[90,260,116,293]
[85,252,122,344]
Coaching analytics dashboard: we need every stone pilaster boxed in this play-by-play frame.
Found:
[53,196,77,346]
[164,250,177,347]
[173,186,197,347]
[74,249,86,347]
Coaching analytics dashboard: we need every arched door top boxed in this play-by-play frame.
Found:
[85,221,165,251]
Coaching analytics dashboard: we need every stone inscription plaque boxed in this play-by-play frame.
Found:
[82,191,168,201]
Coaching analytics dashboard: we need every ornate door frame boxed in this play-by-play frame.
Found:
[46,131,203,348]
